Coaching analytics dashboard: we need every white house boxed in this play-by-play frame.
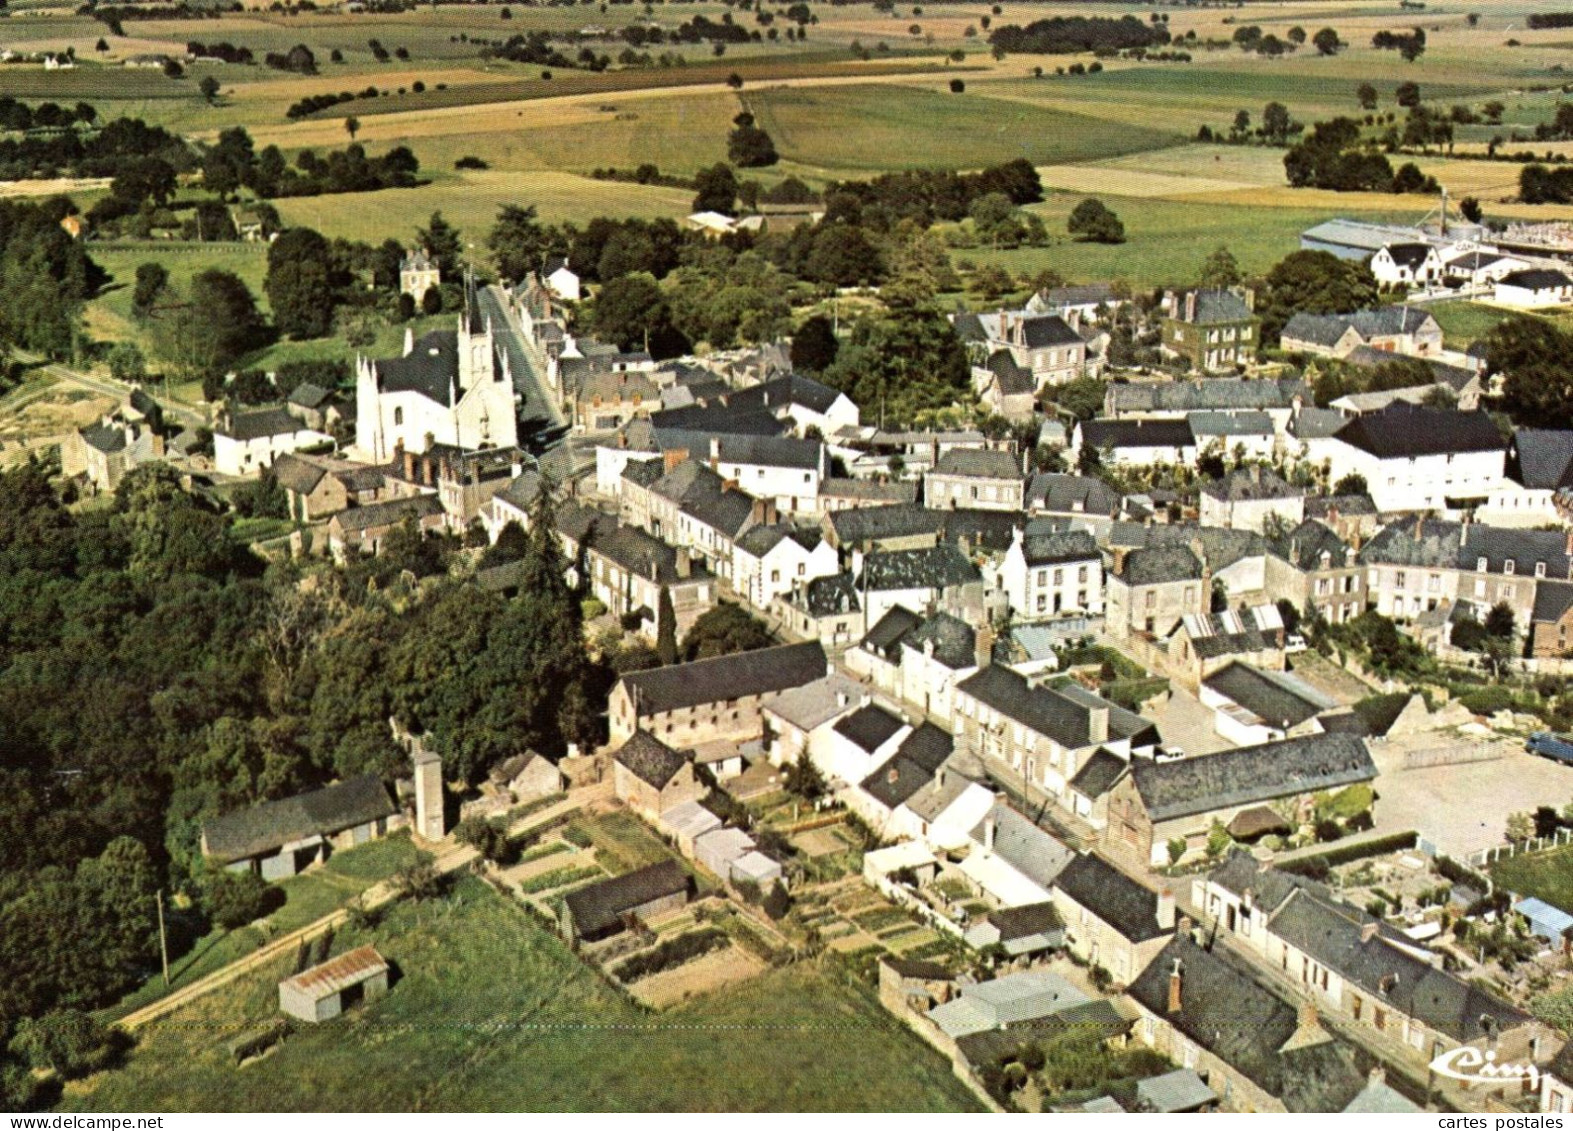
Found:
[815,701,912,787]
[1199,466,1306,534]
[1445,249,1530,287]
[1495,268,1573,309]
[1480,428,1573,528]
[214,408,333,477]
[1325,405,1505,513]
[354,289,518,463]
[544,259,581,302]
[732,523,839,611]
[998,527,1104,621]
[1074,419,1196,468]
[1369,243,1444,288]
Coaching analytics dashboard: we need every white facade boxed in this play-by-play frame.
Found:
[545,264,581,302]
[214,422,333,477]
[1370,244,1444,288]
[999,533,1104,621]
[1496,273,1573,309]
[734,533,838,612]
[1325,441,1505,513]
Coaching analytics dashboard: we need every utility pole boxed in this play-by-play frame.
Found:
[157,889,170,987]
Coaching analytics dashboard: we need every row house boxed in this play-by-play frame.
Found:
[1280,306,1443,361]
[1264,519,1365,626]
[1324,404,1505,514]
[855,543,984,627]
[773,572,864,651]
[922,448,1026,512]
[732,523,838,611]
[1199,467,1305,535]
[997,527,1104,621]
[1104,376,1309,433]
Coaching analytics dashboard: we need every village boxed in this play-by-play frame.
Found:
[48,191,1573,1115]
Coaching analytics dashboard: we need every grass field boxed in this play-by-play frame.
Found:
[68,877,980,1112]
[1491,847,1573,914]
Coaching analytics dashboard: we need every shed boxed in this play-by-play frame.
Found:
[1515,896,1573,943]
[695,827,755,878]
[278,945,389,1024]
[730,850,783,889]
[1136,1068,1217,1113]
[561,859,690,941]
[656,799,722,856]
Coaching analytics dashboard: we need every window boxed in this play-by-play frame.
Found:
[393,407,403,426]
[1078,565,1088,582]
[1506,559,1516,575]
[796,563,805,576]
[1538,561,1548,578]
[1053,568,1064,585]
[770,570,780,583]
[1395,571,1407,589]
[1477,557,1488,572]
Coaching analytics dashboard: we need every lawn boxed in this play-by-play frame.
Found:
[67,877,981,1112]
[1426,300,1522,349]
[561,810,677,875]
[750,83,1181,173]
[1491,847,1573,914]
[99,833,419,1023]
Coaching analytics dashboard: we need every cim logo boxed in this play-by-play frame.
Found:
[1429,1047,1540,1089]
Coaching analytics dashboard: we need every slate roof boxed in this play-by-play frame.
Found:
[331,494,444,533]
[1016,313,1084,348]
[1080,418,1194,450]
[859,544,980,591]
[932,448,1022,480]
[202,775,395,864]
[1508,428,1573,490]
[985,901,1063,941]
[620,641,827,715]
[983,350,1034,397]
[288,381,331,410]
[1383,243,1434,270]
[1334,405,1503,459]
[1533,579,1573,625]
[555,503,716,588]
[862,752,934,809]
[1269,886,1531,1043]
[1127,935,1371,1113]
[897,722,954,773]
[223,407,311,442]
[272,452,328,495]
[1359,517,1573,578]
[825,504,947,548]
[1174,288,1255,324]
[1021,529,1099,567]
[1207,849,1329,913]
[957,666,1155,748]
[1284,307,1435,348]
[1069,748,1129,799]
[1037,282,1116,308]
[1202,467,1303,503]
[1056,853,1171,942]
[1288,407,1349,441]
[833,703,907,753]
[81,421,127,454]
[1129,734,1375,822]
[1304,493,1378,519]
[1189,410,1273,438]
[818,477,916,504]
[1137,1069,1217,1114]
[795,571,860,617]
[955,1000,1130,1070]
[613,731,688,789]
[1203,662,1336,729]
[1501,268,1573,290]
[564,859,689,937]
[1116,544,1203,586]
[902,611,977,670]
[862,606,924,655]
[1026,473,1120,515]
[970,803,1076,890]
[938,508,1020,554]
[1108,377,1308,415]
[951,312,986,343]
[373,330,465,405]
[1269,519,1354,571]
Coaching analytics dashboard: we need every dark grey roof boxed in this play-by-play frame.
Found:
[1117,544,1203,586]
[1269,519,1354,572]
[1304,493,1378,519]
[288,381,332,409]
[1017,314,1084,348]
[1207,849,1322,912]
[833,703,907,753]
[826,504,946,548]
[1383,243,1434,270]
[1533,579,1573,625]
[957,666,1155,749]
[819,477,916,504]
[862,605,923,655]
[797,571,860,617]
[680,480,756,539]
[1508,429,1573,490]
[902,611,976,670]
[932,448,1022,480]
[984,901,1063,941]
[970,803,1075,888]
[373,331,463,405]
[564,859,689,936]
[1069,748,1129,799]
[1054,853,1171,943]
[1081,418,1194,450]
[1027,473,1120,516]
[1360,517,1573,578]
[1202,467,1303,503]
[1269,887,1531,1043]
[1282,312,1354,349]
[1039,283,1116,307]
[955,1000,1130,1071]
[1334,405,1503,459]
[1022,529,1099,567]
[613,731,688,789]
[1126,935,1370,1113]
[859,544,980,591]
[1174,289,1256,325]
[332,494,444,533]
[202,775,395,864]
[861,752,933,809]
[555,503,715,588]
[939,508,1020,554]
[81,421,128,453]
[272,452,328,496]
[620,641,827,716]
[1130,734,1376,822]
[224,407,311,442]
[1288,407,1349,441]
[1501,268,1573,290]
[652,428,820,471]
[1203,663,1329,729]
[951,312,986,342]
[1286,307,1434,348]
[1109,377,1308,415]
[898,722,953,772]
[983,350,1034,397]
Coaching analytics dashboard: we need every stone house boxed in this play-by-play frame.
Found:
[561,859,690,942]
[1051,853,1175,988]
[214,407,333,477]
[611,731,703,820]
[201,775,396,881]
[1264,519,1365,627]
[1105,543,1208,642]
[326,494,446,561]
[1199,467,1306,534]
[998,527,1103,622]
[1159,288,1260,373]
[60,416,164,494]
[923,448,1026,512]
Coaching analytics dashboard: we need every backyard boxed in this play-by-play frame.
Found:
[1492,845,1573,915]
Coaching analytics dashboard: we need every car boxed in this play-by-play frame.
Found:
[1527,731,1573,766]
[1285,633,1308,654]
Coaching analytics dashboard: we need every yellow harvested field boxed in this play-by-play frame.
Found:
[0,386,117,467]
[1036,164,1254,198]
[0,176,111,198]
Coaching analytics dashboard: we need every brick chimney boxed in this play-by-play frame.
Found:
[1087,704,1109,744]
[403,445,417,481]
[1167,958,1183,1013]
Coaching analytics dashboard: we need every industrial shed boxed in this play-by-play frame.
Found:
[278,945,389,1023]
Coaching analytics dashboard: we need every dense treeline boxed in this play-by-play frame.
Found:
[1281,117,1432,194]
[186,40,255,64]
[0,116,188,182]
[201,126,419,199]
[1522,163,1573,204]
[0,465,603,1102]
[989,15,1169,55]
[0,198,103,358]
[0,98,97,133]
[820,158,1043,228]
[1528,12,1573,28]
[479,30,581,68]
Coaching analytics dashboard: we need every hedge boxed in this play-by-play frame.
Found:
[612,927,729,982]
[1279,831,1417,877]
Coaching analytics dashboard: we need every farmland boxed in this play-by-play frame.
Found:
[64,877,980,1113]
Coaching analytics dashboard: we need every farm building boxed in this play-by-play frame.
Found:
[278,945,389,1023]
[561,859,691,942]
[201,775,396,880]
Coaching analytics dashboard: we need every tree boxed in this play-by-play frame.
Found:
[1507,812,1536,843]
[1287,25,1306,45]
[1485,601,1517,640]
[784,753,827,800]
[1460,195,1483,223]
[692,163,739,214]
[453,816,515,864]
[727,112,778,167]
[151,269,267,379]
[486,203,553,283]
[421,286,443,316]
[1333,472,1368,496]
[265,227,338,339]
[1396,81,1421,108]
[203,869,273,929]
[10,1011,123,1079]
[592,272,684,356]
[107,341,146,384]
[949,78,965,93]
[344,115,360,141]
[110,157,177,208]
[656,586,678,665]
[199,75,221,103]
[1486,316,1573,430]
[1199,245,1242,288]
[681,603,773,661]
[1257,249,1378,346]
[416,210,463,276]
[1066,197,1124,244]
[1313,27,1343,55]
[1357,82,1378,110]
[791,314,838,373]
[806,224,882,286]
[131,262,168,320]
[1262,101,1294,144]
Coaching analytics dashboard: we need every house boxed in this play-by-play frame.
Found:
[201,775,396,880]
[1125,934,1376,1113]
[1052,853,1175,987]
[488,752,562,803]
[1197,852,1540,1075]
[60,416,164,494]
[1200,467,1306,534]
[278,946,389,1024]
[987,311,1091,386]
[1483,428,1573,528]
[856,544,984,626]
[1027,282,1124,323]
[612,730,702,819]
[1543,1041,1573,1114]
[354,285,518,463]
[608,640,828,744]
[1530,579,1573,658]
[733,523,838,611]
[399,248,440,302]
[962,902,1065,957]
[817,477,917,513]
[1188,411,1275,463]
[1166,606,1287,690]
[927,969,1091,1043]
[819,701,911,786]
[656,799,722,856]
[1104,543,1207,642]
[959,802,1076,907]
[544,258,581,302]
[1280,307,1443,361]
[1104,377,1308,430]
[573,368,661,432]
[214,407,333,477]
[1159,288,1260,372]
[923,448,1025,512]
[1370,242,1444,288]
[1496,268,1573,309]
[326,494,446,561]
[1074,418,1196,468]
[775,571,864,650]
[285,382,336,432]
[1303,493,1381,542]
[1200,662,1339,745]
[893,611,985,722]
[761,670,864,768]
[1324,405,1505,513]
[1025,472,1121,524]
[954,664,1160,816]
[1445,249,1530,287]
[998,527,1104,621]
[1103,733,1377,867]
[822,504,947,557]
[693,826,755,879]
[973,351,1036,421]
[1264,520,1365,626]
[561,859,690,942]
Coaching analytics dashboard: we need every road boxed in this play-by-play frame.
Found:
[15,349,209,433]
[480,283,595,481]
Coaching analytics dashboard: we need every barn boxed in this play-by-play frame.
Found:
[201,775,397,881]
[278,945,390,1024]
[560,859,690,942]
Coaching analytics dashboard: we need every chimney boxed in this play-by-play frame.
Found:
[975,623,995,670]
[403,446,416,481]
[887,766,899,785]
[709,436,721,467]
[663,447,687,474]
[1361,920,1379,943]
[836,690,849,709]
[983,814,996,853]
[403,326,414,356]
[936,765,947,790]
[675,547,692,579]
[1278,998,1333,1051]
[422,454,435,486]
[1087,704,1109,744]
[1167,958,1183,1014]
[1112,546,1130,576]
[1156,888,1176,931]
[1184,291,1197,323]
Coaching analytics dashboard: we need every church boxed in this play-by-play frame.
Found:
[354,279,519,462]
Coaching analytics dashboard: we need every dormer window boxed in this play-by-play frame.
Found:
[1505,560,1516,575]
[1477,557,1488,572]
[1538,561,1548,579]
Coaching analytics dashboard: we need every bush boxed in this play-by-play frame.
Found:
[203,869,278,929]
[454,815,516,864]
[949,78,965,93]
[612,927,728,981]
[9,1011,127,1079]
[1279,831,1417,876]
[1459,686,1515,715]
